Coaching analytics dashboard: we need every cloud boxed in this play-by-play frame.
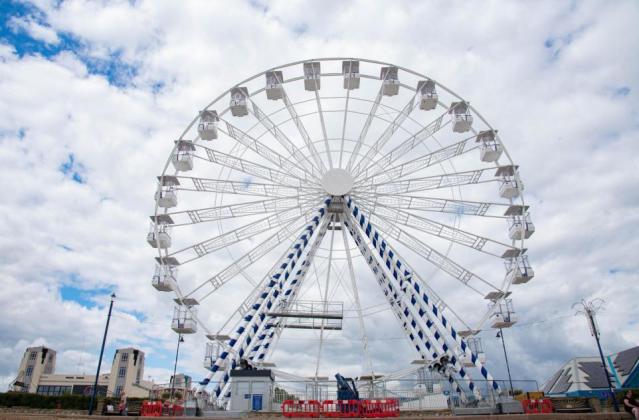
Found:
[0,0,637,397]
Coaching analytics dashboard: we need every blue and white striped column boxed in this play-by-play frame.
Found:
[208,200,330,397]
[341,214,471,398]
[248,216,332,360]
[344,196,500,393]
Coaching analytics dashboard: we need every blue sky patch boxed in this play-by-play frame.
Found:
[60,284,112,309]
[59,153,85,183]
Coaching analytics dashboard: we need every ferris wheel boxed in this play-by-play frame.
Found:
[147,58,535,402]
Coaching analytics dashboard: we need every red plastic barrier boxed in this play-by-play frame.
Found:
[522,399,553,414]
[282,400,321,418]
[321,400,362,418]
[361,399,399,418]
[140,400,162,417]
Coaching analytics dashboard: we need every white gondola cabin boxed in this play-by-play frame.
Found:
[197,110,219,140]
[417,79,438,110]
[155,176,179,208]
[449,102,473,133]
[495,165,523,199]
[171,140,195,172]
[147,215,172,249]
[265,71,283,100]
[380,66,399,96]
[172,305,197,334]
[204,341,229,371]
[342,60,360,90]
[506,255,535,285]
[303,61,321,91]
[230,87,249,117]
[152,264,177,292]
[490,299,517,328]
[508,214,535,240]
[459,337,486,367]
[476,130,503,162]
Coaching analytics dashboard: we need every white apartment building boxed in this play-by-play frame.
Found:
[13,346,153,398]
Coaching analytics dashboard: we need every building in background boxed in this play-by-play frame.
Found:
[542,346,639,397]
[11,346,153,398]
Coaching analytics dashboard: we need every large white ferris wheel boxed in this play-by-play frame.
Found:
[148,58,535,401]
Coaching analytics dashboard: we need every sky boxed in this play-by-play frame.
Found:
[0,0,638,394]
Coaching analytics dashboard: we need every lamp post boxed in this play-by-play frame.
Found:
[496,329,514,396]
[573,299,619,412]
[169,334,184,402]
[88,293,116,415]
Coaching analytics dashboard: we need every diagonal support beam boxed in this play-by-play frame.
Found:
[344,196,500,392]
[342,210,479,399]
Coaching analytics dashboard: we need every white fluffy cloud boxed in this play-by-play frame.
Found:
[0,0,637,393]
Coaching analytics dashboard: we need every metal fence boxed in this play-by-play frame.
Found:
[264,378,539,411]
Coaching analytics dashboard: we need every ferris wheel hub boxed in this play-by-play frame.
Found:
[321,168,354,196]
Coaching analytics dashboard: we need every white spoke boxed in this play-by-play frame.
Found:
[314,90,333,169]
[219,119,321,184]
[355,167,498,195]
[338,83,351,168]
[355,196,519,258]
[345,88,383,171]
[314,214,336,378]
[355,135,480,187]
[280,84,327,172]
[164,203,322,265]
[352,193,522,218]
[174,176,321,197]
[350,93,420,177]
[163,197,313,226]
[249,99,323,177]
[354,111,449,181]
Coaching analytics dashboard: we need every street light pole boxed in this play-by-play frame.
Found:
[497,328,514,395]
[88,293,116,415]
[573,299,619,412]
[169,334,184,402]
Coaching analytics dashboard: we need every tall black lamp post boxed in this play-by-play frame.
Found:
[169,334,184,402]
[496,328,514,396]
[88,293,116,415]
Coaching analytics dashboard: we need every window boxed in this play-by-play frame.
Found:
[25,366,33,377]
[37,385,71,396]
[114,385,123,397]
[120,353,129,362]
[118,367,126,377]
[29,351,37,361]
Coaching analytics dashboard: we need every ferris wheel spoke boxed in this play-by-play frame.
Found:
[351,193,521,219]
[192,144,304,187]
[354,111,449,181]
[162,196,316,227]
[349,198,504,297]
[183,202,326,303]
[174,175,321,198]
[280,85,328,173]
[218,119,321,184]
[345,88,384,172]
[248,100,323,178]
[354,135,480,187]
[338,84,352,168]
[355,167,499,195]
[163,205,321,265]
[350,92,420,176]
[354,196,520,258]
[314,90,333,169]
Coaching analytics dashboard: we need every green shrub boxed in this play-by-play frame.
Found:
[0,392,96,410]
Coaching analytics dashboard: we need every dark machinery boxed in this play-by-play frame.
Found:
[335,373,359,400]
